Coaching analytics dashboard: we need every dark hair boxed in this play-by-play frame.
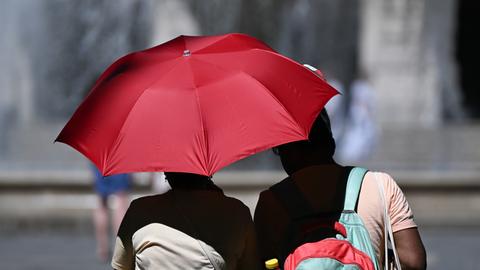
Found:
[308,109,335,156]
[164,172,222,192]
[273,109,336,158]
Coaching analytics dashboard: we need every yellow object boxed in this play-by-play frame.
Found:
[265,258,279,269]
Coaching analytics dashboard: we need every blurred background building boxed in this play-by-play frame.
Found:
[0,0,479,269]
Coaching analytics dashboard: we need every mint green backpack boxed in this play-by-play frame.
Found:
[270,167,381,270]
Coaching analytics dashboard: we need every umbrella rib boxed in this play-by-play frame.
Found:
[193,33,275,55]
[103,60,184,169]
[188,55,308,140]
[193,86,210,175]
[239,71,307,137]
[185,60,210,175]
[103,91,151,172]
[240,49,338,137]
[191,34,232,53]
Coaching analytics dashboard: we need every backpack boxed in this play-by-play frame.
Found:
[270,167,380,270]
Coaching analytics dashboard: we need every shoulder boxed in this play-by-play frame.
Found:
[127,194,172,214]
[363,171,411,208]
[363,171,399,187]
[256,176,292,207]
[258,177,290,199]
[255,183,287,221]
[360,170,404,204]
[256,186,279,209]
[221,194,252,216]
[131,193,167,204]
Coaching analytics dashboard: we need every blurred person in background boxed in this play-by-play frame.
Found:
[324,77,346,151]
[337,69,378,163]
[112,172,261,270]
[0,105,15,157]
[255,109,426,270]
[149,171,171,194]
[91,165,131,262]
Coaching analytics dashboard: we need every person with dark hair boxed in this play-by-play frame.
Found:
[111,172,261,270]
[254,109,426,270]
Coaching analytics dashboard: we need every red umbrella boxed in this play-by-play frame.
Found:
[56,33,337,176]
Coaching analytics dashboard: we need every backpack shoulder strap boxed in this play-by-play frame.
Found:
[270,177,314,219]
[343,167,368,211]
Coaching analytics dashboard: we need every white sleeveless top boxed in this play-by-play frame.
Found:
[113,223,225,270]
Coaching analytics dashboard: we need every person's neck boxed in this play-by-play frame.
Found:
[171,179,223,192]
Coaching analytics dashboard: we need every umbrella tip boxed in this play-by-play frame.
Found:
[183,50,191,57]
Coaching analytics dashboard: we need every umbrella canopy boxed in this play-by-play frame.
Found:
[56,33,338,176]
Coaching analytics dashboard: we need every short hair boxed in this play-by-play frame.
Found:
[273,109,336,158]
[164,172,221,191]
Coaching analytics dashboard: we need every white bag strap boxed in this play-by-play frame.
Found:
[374,173,402,270]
